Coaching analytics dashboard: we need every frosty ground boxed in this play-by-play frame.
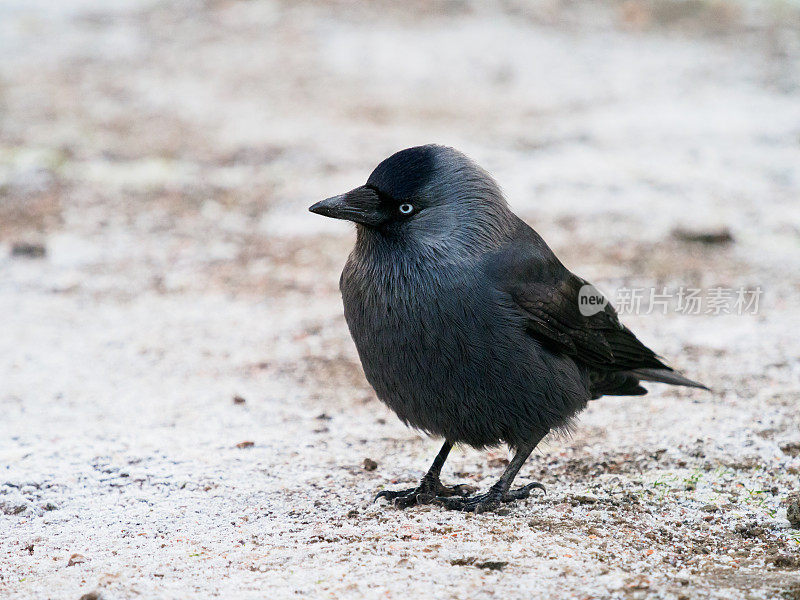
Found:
[1,1,800,598]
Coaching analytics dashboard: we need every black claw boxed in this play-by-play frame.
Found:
[450,483,478,497]
[392,494,421,509]
[502,481,546,502]
[374,481,474,509]
[433,493,498,513]
[436,496,470,511]
[433,481,546,513]
[374,488,416,503]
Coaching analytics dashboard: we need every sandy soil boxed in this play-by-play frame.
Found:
[2,1,800,598]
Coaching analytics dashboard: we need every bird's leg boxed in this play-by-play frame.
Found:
[375,441,477,509]
[436,431,548,514]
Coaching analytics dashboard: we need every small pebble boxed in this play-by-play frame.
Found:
[362,458,378,471]
[772,554,800,568]
[786,493,800,529]
[235,441,254,449]
[67,553,86,567]
[11,242,47,258]
[11,504,27,515]
[232,395,246,405]
[671,227,734,245]
[780,442,800,458]
[450,557,508,570]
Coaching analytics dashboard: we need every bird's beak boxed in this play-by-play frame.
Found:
[309,186,384,227]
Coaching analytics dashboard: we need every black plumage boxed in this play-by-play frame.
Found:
[309,144,708,513]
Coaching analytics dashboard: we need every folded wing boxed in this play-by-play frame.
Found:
[488,219,708,396]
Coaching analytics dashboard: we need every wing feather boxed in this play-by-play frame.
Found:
[488,219,670,374]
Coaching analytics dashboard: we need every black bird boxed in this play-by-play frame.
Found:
[310,145,708,513]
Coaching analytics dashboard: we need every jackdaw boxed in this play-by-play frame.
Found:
[310,145,708,513]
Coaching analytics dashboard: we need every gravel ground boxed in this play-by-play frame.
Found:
[2,1,800,598]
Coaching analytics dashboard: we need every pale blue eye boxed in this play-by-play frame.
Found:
[399,203,414,215]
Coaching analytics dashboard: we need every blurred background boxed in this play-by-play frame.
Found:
[2,1,800,598]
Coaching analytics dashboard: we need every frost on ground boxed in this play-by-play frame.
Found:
[1,1,800,599]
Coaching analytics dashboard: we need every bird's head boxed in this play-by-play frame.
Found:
[310,145,514,252]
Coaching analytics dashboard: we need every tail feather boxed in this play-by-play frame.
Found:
[627,368,710,391]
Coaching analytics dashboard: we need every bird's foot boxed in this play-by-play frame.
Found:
[375,479,477,509]
[435,482,546,514]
